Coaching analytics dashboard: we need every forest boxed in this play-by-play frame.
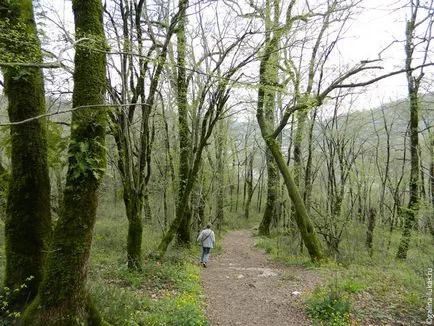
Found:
[0,0,433,325]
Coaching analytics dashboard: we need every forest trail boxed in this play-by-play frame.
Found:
[200,230,323,326]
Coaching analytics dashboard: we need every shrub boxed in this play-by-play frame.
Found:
[306,286,350,326]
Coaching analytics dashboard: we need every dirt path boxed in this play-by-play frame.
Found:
[200,230,322,326]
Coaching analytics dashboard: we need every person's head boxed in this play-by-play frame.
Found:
[206,224,211,229]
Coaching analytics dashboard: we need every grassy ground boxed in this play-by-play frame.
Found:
[255,221,433,325]
[0,199,209,325]
[1,199,432,325]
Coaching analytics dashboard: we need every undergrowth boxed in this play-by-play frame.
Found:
[0,200,209,326]
[255,222,433,325]
[90,260,207,326]
[89,202,208,325]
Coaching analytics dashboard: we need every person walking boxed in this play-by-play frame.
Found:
[197,224,215,268]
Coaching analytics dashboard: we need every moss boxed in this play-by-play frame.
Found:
[21,0,108,324]
[0,0,52,312]
[175,0,192,246]
[22,293,108,325]
[257,124,325,262]
[126,200,143,270]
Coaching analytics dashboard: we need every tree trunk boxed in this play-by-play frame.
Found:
[366,208,376,257]
[396,88,419,259]
[0,0,52,312]
[254,0,324,261]
[124,191,143,269]
[257,2,280,236]
[235,150,240,212]
[258,128,325,261]
[175,0,192,245]
[22,0,108,324]
[143,190,152,223]
[215,123,225,230]
[259,148,279,236]
[256,97,324,259]
[397,11,421,259]
[244,153,254,220]
[304,109,318,214]
[293,109,308,188]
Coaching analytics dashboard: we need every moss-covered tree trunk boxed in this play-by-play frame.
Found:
[244,153,254,220]
[175,0,192,245]
[365,208,376,257]
[255,0,324,261]
[113,129,145,270]
[259,148,279,236]
[0,0,52,312]
[21,0,108,324]
[304,108,318,214]
[256,119,325,261]
[258,1,280,237]
[396,7,421,260]
[215,122,225,230]
[124,190,144,269]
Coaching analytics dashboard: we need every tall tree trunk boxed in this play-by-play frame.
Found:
[259,148,279,235]
[304,109,318,214]
[236,163,240,212]
[215,122,225,230]
[258,1,280,236]
[257,122,324,261]
[365,208,376,257]
[244,154,254,220]
[107,0,176,270]
[293,109,308,188]
[397,9,422,259]
[124,190,144,269]
[0,0,52,312]
[255,0,324,261]
[22,0,108,324]
[175,0,192,245]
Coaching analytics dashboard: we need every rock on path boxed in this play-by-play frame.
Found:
[200,230,321,326]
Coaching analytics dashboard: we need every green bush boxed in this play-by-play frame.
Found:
[306,282,351,326]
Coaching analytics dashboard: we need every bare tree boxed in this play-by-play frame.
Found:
[104,0,179,269]
[158,0,257,255]
[397,0,433,259]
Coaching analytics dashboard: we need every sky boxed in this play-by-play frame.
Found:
[339,0,410,108]
[38,0,432,112]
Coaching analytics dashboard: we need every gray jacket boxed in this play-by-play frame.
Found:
[197,229,215,248]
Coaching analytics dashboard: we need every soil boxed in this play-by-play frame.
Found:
[200,230,323,326]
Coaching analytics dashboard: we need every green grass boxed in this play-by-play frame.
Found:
[254,221,433,325]
[1,197,432,326]
[0,200,209,325]
[221,210,262,231]
[89,201,208,325]
[90,260,208,326]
